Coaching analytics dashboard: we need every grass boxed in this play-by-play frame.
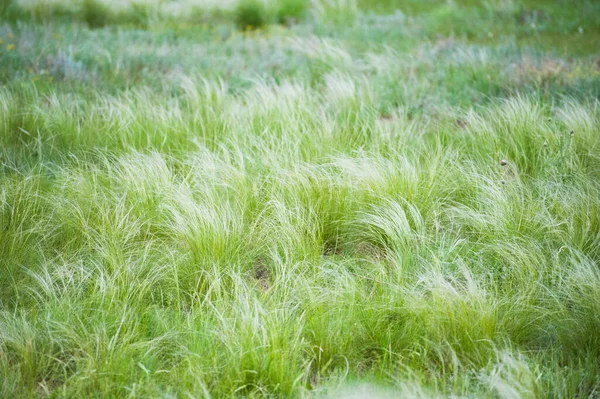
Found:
[234,0,269,30]
[1,0,600,397]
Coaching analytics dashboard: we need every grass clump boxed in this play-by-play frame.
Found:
[234,0,270,30]
[81,0,111,28]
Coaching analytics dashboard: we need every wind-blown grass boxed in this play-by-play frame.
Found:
[1,0,600,397]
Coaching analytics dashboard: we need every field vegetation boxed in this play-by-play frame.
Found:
[1,0,600,397]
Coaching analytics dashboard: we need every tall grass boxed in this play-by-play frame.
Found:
[1,0,600,397]
[1,78,599,397]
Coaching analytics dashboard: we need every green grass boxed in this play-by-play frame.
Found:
[1,0,600,397]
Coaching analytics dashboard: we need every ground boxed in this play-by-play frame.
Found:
[1,0,600,397]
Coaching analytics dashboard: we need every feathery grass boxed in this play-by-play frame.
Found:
[1,0,600,397]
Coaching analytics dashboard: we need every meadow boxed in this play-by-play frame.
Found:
[1,0,600,397]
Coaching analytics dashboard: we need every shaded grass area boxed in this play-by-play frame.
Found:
[1,0,600,398]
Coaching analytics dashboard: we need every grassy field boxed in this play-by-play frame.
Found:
[1,0,600,397]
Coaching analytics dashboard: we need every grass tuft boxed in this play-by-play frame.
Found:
[82,0,110,28]
[234,0,270,30]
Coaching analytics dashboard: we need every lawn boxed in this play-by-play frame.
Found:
[1,0,600,397]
